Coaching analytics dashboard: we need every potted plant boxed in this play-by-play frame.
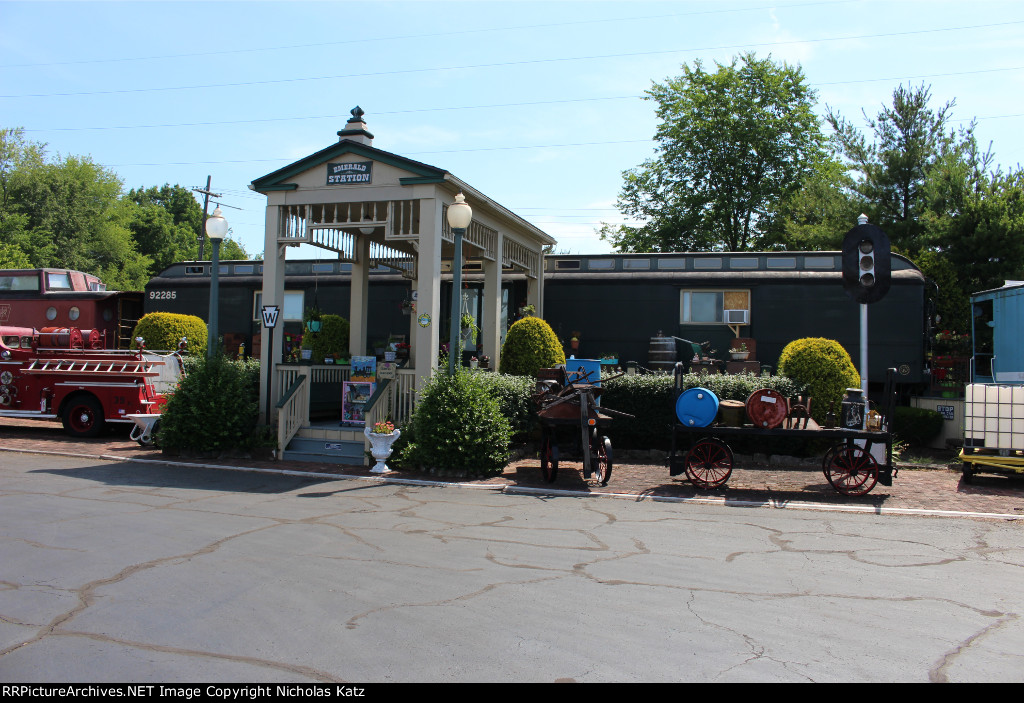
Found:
[460,313,479,345]
[480,354,490,369]
[469,356,479,369]
[730,343,750,361]
[303,306,322,333]
[364,420,401,474]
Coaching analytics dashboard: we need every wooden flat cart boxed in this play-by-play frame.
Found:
[669,367,899,496]
[535,366,633,486]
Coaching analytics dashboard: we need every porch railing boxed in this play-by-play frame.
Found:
[276,374,308,452]
[366,369,417,428]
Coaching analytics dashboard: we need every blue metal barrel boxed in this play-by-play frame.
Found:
[675,387,720,427]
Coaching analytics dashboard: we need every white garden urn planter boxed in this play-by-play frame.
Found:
[364,426,401,473]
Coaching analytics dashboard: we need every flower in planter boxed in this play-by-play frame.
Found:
[371,420,395,435]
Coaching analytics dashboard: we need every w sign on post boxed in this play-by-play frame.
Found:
[261,305,280,328]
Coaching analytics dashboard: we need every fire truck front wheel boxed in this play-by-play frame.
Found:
[62,395,106,438]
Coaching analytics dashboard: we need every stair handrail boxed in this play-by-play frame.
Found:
[362,358,409,428]
[276,374,309,453]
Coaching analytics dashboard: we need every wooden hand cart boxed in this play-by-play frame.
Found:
[669,366,899,496]
[535,366,634,486]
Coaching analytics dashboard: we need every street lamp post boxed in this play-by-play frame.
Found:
[205,206,228,358]
[446,193,473,376]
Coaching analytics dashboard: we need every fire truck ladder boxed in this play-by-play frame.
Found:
[22,358,163,377]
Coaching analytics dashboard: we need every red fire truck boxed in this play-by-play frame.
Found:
[0,325,179,438]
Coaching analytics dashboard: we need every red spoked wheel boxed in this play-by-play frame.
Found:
[825,445,879,496]
[684,438,733,489]
[540,434,559,483]
[592,435,612,486]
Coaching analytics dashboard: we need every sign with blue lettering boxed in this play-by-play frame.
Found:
[326,161,372,185]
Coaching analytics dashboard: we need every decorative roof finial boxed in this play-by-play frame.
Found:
[338,106,374,145]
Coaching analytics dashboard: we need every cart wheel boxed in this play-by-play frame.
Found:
[593,436,612,486]
[684,438,733,489]
[825,446,879,496]
[822,444,840,487]
[540,435,559,483]
[961,462,975,484]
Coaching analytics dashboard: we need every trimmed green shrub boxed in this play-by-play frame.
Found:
[157,354,262,453]
[301,314,350,363]
[499,317,566,377]
[892,406,944,446]
[777,338,860,423]
[401,368,512,476]
[131,312,207,352]
[469,371,536,436]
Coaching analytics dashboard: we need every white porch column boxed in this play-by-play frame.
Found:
[412,198,442,391]
[482,231,503,370]
[349,233,371,357]
[526,270,542,319]
[258,205,286,424]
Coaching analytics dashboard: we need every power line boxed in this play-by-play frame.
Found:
[0,0,857,70]
[5,19,1022,100]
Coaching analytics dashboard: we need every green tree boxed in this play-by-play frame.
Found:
[127,184,203,271]
[603,53,826,253]
[826,83,973,255]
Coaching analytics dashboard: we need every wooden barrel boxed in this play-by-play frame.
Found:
[648,336,677,373]
[718,399,746,426]
[675,387,719,427]
[745,388,789,429]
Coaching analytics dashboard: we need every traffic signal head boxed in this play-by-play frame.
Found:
[842,223,891,304]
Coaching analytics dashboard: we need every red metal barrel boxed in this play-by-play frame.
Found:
[745,388,789,429]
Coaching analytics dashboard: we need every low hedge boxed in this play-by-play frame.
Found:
[892,406,944,446]
[601,371,806,450]
[131,312,207,353]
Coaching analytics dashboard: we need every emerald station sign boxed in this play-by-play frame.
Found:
[326,161,372,185]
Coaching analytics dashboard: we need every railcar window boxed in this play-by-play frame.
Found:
[767,257,797,269]
[693,258,722,270]
[657,258,686,270]
[45,307,57,321]
[623,259,650,270]
[587,259,615,270]
[555,260,580,270]
[253,291,305,321]
[729,258,758,269]
[185,266,205,275]
[0,275,39,291]
[680,291,724,323]
[311,263,333,274]
[46,272,72,290]
[804,256,836,269]
[69,307,80,321]
[235,265,255,274]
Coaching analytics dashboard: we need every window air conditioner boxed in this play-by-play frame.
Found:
[724,309,749,325]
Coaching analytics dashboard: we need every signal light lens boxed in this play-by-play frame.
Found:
[860,273,875,287]
[859,239,874,254]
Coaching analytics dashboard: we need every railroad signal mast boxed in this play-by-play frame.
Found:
[841,215,893,417]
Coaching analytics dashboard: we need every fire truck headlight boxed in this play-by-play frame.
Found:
[1,350,9,360]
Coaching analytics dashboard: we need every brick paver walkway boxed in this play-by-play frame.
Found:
[2,418,1023,519]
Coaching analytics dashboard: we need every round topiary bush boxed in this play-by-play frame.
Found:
[301,314,350,363]
[131,312,207,352]
[403,369,512,476]
[777,338,860,423]
[499,316,565,377]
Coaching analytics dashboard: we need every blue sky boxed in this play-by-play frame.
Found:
[2,0,1022,259]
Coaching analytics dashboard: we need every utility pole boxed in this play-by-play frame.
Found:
[192,176,222,261]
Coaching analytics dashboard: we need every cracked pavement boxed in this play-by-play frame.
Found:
[1,452,1022,682]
